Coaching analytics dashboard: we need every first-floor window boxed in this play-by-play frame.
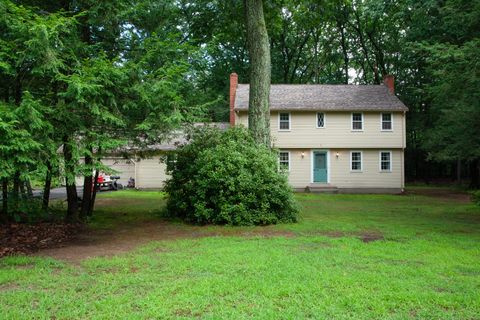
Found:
[380,151,392,171]
[279,151,290,171]
[351,151,362,171]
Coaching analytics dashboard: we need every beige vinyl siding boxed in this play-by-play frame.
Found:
[136,157,170,189]
[280,149,312,189]
[236,111,405,148]
[282,149,402,189]
[101,158,136,186]
[75,175,84,186]
[329,149,403,188]
[75,157,135,186]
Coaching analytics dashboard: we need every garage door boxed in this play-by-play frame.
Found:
[136,157,170,189]
[101,158,136,187]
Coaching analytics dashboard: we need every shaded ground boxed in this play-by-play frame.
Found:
[37,221,295,263]
[37,224,385,263]
[405,186,471,202]
[0,223,81,257]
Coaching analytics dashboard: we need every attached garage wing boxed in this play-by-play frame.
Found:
[136,157,170,189]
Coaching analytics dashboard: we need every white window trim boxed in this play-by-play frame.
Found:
[379,151,392,172]
[350,151,363,172]
[380,113,394,132]
[278,112,291,131]
[351,112,364,131]
[316,112,326,129]
[278,151,291,172]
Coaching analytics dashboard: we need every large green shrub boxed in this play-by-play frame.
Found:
[164,127,298,225]
[472,190,480,206]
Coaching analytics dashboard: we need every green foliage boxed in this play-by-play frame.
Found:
[0,0,209,221]
[472,190,480,206]
[165,127,298,225]
[422,39,480,162]
[8,197,54,223]
[0,102,42,180]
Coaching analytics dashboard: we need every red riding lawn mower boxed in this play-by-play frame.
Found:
[95,174,122,191]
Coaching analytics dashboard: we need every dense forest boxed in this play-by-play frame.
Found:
[1,0,479,222]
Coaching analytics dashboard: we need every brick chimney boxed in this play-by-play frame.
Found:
[229,73,238,127]
[383,74,395,95]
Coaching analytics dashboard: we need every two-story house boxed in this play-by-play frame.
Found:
[229,73,408,193]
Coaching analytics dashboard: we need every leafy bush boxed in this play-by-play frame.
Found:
[164,127,298,225]
[5,194,61,223]
[472,190,480,206]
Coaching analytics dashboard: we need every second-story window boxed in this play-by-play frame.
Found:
[352,113,363,131]
[381,113,393,131]
[317,113,325,128]
[279,112,290,130]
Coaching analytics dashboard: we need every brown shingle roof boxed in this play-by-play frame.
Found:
[234,84,408,112]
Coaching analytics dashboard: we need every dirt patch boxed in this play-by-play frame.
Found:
[209,229,296,238]
[359,232,384,243]
[0,223,82,258]
[32,222,296,263]
[5,220,384,263]
[405,188,471,203]
[0,283,20,291]
[317,230,346,238]
[298,242,333,251]
[308,230,384,243]
[34,221,187,263]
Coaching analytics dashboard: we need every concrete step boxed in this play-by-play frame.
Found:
[306,184,339,194]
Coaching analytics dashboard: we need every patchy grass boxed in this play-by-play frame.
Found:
[1,191,479,319]
[88,190,167,229]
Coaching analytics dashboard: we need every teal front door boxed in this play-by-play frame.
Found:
[313,152,328,183]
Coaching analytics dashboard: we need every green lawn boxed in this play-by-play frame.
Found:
[1,190,479,319]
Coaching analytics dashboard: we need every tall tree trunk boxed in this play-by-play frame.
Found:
[42,161,53,211]
[19,180,26,199]
[338,22,349,84]
[280,31,290,83]
[63,135,79,222]
[14,76,22,106]
[351,10,376,83]
[1,178,8,224]
[456,159,462,184]
[12,171,20,213]
[245,0,271,147]
[25,179,33,197]
[80,148,93,219]
[89,169,100,217]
